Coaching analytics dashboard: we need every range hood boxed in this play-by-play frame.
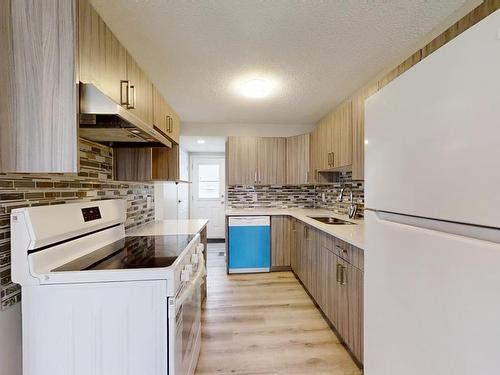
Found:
[79,84,172,148]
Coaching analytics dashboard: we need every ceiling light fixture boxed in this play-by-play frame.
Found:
[197,139,206,144]
[240,78,272,98]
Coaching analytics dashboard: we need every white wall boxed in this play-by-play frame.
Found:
[0,304,22,375]
[181,122,314,137]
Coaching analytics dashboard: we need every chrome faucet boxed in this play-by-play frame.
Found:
[337,186,358,219]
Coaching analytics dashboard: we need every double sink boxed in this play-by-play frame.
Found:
[308,216,356,225]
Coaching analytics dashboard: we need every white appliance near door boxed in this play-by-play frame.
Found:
[156,182,189,220]
[11,200,205,375]
[364,10,500,375]
[155,147,190,221]
[190,154,225,239]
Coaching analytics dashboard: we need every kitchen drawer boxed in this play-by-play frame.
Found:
[334,238,364,271]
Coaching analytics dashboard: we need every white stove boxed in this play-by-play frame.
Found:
[11,199,204,375]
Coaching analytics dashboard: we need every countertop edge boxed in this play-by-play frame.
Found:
[225,210,364,249]
[126,219,208,237]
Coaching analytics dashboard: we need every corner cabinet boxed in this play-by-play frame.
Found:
[286,134,310,184]
[0,0,78,172]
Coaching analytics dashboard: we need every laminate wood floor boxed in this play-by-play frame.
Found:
[195,243,362,375]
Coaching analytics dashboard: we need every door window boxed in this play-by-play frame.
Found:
[198,164,220,199]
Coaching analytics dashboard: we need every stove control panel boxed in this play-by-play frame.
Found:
[81,206,102,222]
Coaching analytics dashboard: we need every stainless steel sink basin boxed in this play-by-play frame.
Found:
[308,216,355,225]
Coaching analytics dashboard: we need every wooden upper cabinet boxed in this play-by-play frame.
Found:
[78,0,127,104]
[0,0,78,173]
[227,136,287,185]
[153,85,181,144]
[114,145,179,182]
[286,134,309,184]
[309,122,328,182]
[152,85,168,134]
[168,111,181,144]
[227,137,258,185]
[332,100,353,169]
[126,52,153,126]
[352,83,378,180]
[257,137,286,185]
[309,100,353,178]
[163,100,180,144]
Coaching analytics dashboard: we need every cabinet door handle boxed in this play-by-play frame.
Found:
[336,263,342,283]
[331,152,334,167]
[127,85,136,109]
[304,226,309,239]
[120,80,129,106]
[341,265,347,285]
[169,116,173,132]
[254,171,257,184]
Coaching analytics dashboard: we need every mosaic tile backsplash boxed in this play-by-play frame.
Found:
[0,139,154,310]
[227,171,364,216]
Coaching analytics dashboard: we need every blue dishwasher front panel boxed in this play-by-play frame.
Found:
[228,216,270,273]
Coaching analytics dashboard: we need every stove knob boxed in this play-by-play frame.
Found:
[180,268,191,282]
[191,253,199,264]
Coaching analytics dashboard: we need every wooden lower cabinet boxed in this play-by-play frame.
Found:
[346,263,364,363]
[290,223,364,366]
[270,216,292,269]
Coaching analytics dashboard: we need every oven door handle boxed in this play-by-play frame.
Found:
[176,253,206,307]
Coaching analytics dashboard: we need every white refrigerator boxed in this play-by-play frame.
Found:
[364,10,500,375]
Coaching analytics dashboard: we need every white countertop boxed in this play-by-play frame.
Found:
[127,219,208,236]
[225,208,364,249]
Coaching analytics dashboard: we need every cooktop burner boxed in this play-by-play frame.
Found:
[53,235,195,272]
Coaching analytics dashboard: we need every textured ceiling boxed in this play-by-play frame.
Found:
[92,0,468,127]
[180,136,226,153]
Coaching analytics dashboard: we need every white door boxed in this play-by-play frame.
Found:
[190,155,225,239]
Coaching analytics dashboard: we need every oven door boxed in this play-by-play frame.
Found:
[168,254,205,375]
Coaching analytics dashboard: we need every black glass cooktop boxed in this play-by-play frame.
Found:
[53,235,195,272]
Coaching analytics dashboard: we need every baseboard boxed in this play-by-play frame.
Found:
[270,266,292,272]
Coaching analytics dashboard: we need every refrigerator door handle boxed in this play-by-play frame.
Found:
[372,209,500,244]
